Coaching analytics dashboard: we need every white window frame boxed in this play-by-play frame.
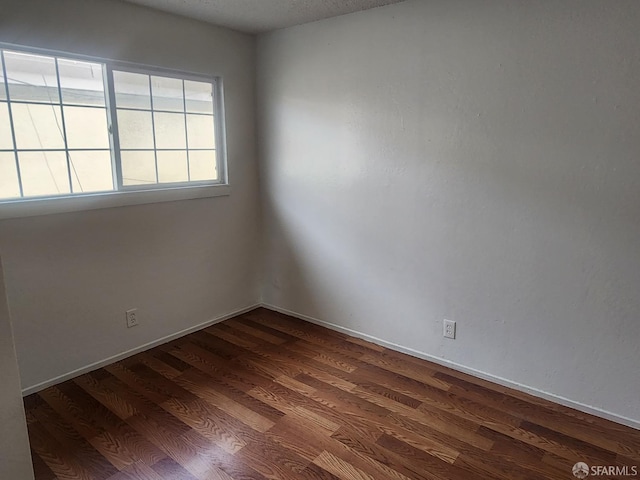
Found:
[0,43,229,220]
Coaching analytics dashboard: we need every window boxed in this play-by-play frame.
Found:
[0,45,226,209]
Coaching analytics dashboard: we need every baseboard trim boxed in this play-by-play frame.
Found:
[262,303,640,431]
[21,303,261,396]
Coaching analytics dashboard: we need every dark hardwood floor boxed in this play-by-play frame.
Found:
[24,307,640,480]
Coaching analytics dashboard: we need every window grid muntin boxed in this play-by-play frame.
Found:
[53,57,74,193]
[112,106,214,116]
[0,44,223,202]
[105,66,122,191]
[147,75,160,184]
[1,50,24,197]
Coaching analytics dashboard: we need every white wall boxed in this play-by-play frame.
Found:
[0,256,34,479]
[258,0,640,425]
[0,0,261,391]
[2,0,638,431]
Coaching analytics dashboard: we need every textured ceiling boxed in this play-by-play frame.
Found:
[121,0,406,34]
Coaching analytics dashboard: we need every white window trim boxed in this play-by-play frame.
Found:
[0,184,231,219]
[0,43,229,219]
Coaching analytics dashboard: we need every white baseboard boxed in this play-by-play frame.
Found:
[262,303,640,431]
[22,300,639,431]
[21,304,260,396]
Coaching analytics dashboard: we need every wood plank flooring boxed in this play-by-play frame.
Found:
[24,307,640,479]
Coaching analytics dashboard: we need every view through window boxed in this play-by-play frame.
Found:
[0,47,222,202]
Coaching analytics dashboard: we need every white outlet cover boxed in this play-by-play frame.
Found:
[443,319,456,339]
[126,308,138,328]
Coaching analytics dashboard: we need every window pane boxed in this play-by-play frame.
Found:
[154,112,186,149]
[151,76,183,112]
[121,150,156,186]
[117,109,154,149]
[157,151,188,183]
[12,103,65,150]
[0,103,14,149]
[188,150,217,181]
[68,150,113,193]
[114,71,150,110]
[3,51,59,104]
[19,151,70,197]
[184,80,213,114]
[64,106,109,149]
[0,54,6,101]
[0,152,20,199]
[186,114,215,149]
[58,58,105,106]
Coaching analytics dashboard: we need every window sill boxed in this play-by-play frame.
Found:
[0,184,231,220]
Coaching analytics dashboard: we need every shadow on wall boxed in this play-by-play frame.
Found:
[259,78,640,382]
[0,192,256,390]
[261,197,320,319]
[258,98,443,338]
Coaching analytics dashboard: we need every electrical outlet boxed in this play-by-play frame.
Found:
[126,309,138,328]
[443,319,456,339]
